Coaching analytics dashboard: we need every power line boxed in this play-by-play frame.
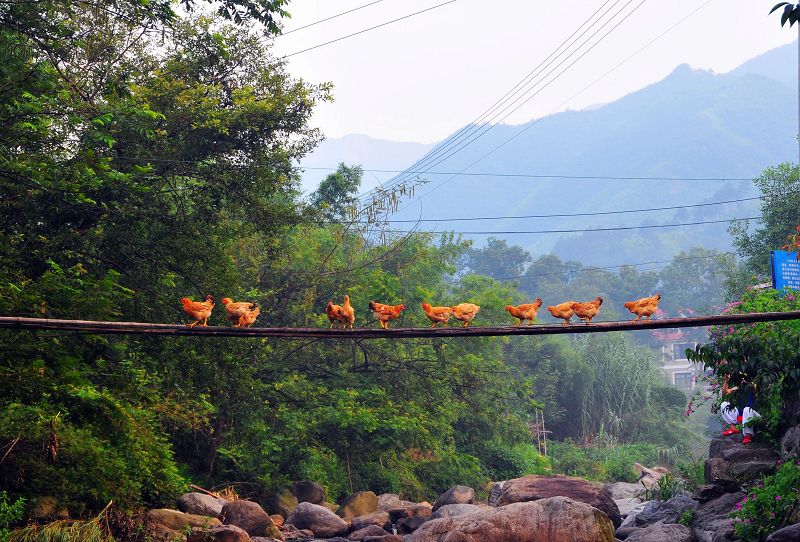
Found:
[331,196,760,223]
[355,0,633,203]
[359,0,647,204]
[382,216,760,235]
[278,0,458,59]
[274,0,388,37]
[404,0,718,207]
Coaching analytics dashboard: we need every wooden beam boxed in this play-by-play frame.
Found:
[0,311,798,339]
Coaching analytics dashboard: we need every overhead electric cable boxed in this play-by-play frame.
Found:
[382,216,760,235]
[357,0,635,204]
[278,0,458,59]
[275,0,388,37]
[303,167,752,180]
[405,0,718,206]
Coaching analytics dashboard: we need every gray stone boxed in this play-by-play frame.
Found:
[614,526,641,540]
[337,492,379,519]
[178,493,227,518]
[396,516,427,534]
[384,504,431,523]
[285,502,349,538]
[614,498,646,518]
[487,481,506,506]
[429,503,480,520]
[709,436,742,459]
[633,496,697,527]
[606,482,645,500]
[780,426,800,460]
[362,537,402,542]
[376,494,401,511]
[347,525,390,540]
[431,486,475,512]
[292,481,325,505]
[691,485,726,504]
[220,501,282,539]
[625,524,693,542]
[704,458,740,492]
[349,511,391,532]
[691,491,744,542]
[189,525,252,542]
[263,489,299,518]
[766,523,800,541]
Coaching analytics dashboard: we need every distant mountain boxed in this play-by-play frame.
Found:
[298,134,434,194]
[301,42,799,266]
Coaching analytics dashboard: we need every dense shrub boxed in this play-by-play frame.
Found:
[732,460,800,542]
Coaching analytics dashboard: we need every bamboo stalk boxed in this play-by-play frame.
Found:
[0,311,797,339]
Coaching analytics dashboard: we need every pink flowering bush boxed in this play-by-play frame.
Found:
[686,288,800,440]
[731,460,800,542]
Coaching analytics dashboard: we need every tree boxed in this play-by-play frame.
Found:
[464,237,532,279]
[309,163,363,221]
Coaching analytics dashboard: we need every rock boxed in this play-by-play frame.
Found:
[384,504,431,523]
[780,426,800,460]
[221,501,282,540]
[704,458,740,492]
[269,515,283,527]
[188,525,252,542]
[614,498,645,518]
[720,441,777,463]
[431,486,475,512]
[322,502,339,513]
[624,524,693,542]
[430,504,480,520]
[405,497,615,542]
[347,525,390,540]
[766,523,800,541]
[691,491,744,542]
[337,492,379,519]
[488,481,506,506]
[349,511,391,532]
[497,474,621,528]
[264,490,299,518]
[251,538,282,542]
[709,436,742,458]
[729,460,777,483]
[147,509,222,532]
[605,482,645,500]
[274,524,314,541]
[178,493,227,518]
[633,496,697,528]
[396,516,427,534]
[614,526,641,540]
[286,502,349,538]
[292,481,325,505]
[362,536,401,542]
[691,485,727,504]
[33,496,57,520]
[376,494,401,511]
[633,464,668,489]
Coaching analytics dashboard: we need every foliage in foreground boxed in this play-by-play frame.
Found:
[731,460,800,542]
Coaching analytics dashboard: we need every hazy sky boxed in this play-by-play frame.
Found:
[269,0,797,144]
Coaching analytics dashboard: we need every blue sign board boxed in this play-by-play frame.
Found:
[771,250,800,291]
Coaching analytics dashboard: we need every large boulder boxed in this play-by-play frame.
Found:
[614,498,645,518]
[347,525,390,540]
[487,482,506,506]
[766,523,800,541]
[32,496,69,521]
[291,481,325,505]
[337,492,379,519]
[147,509,223,532]
[605,482,645,500]
[376,494,401,511]
[384,503,431,523]
[496,474,621,527]
[220,501,282,540]
[624,524,694,542]
[263,490,298,518]
[285,502,349,538]
[271,524,313,541]
[349,511,391,532]
[633,496,697,528]
[405,497,615,542]
[780,426,800,460]
[633,464,668,489]
[188,525,251,542]
[430,504,481,520]
[396,516,427,534]
[690,491,744,542]
[178,493,227,518]
[431,486,475,512]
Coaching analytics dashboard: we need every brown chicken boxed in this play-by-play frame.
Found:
[421,303,452,327]
[572,296,603,323]
[624,294,662,321]
[451,303,480,327]
[505,298,543,326]
[222,297,258,326]
[369,300,406,329]
[181,295,214,327]
[326,295,355,329]
[547,301,576,325]
[237,306,260,327]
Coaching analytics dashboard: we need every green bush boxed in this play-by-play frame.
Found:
[732,460,800,542]
[478,440,551,481]
[549,440,666,483]
[0,492,25,542]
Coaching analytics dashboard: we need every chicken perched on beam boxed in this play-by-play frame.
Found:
[451,303,480,327]
[368,300,405,329]
[624,294,662,321]
[421,303,452,327]
[504,298,542,326]
[181,295,214,327]
[222,298,258,326]
[326,295,355,329]
[547,301,576,325]
[237,306,260,328]
[572,296,603,323]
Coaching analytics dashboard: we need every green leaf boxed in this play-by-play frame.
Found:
[770,2,791,15]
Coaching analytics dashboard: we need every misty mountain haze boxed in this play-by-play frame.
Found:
[300,41,799,266]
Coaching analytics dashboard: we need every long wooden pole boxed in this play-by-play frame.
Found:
[0,311,798,339]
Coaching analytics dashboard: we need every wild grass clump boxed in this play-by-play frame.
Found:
[9,504,114,542]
